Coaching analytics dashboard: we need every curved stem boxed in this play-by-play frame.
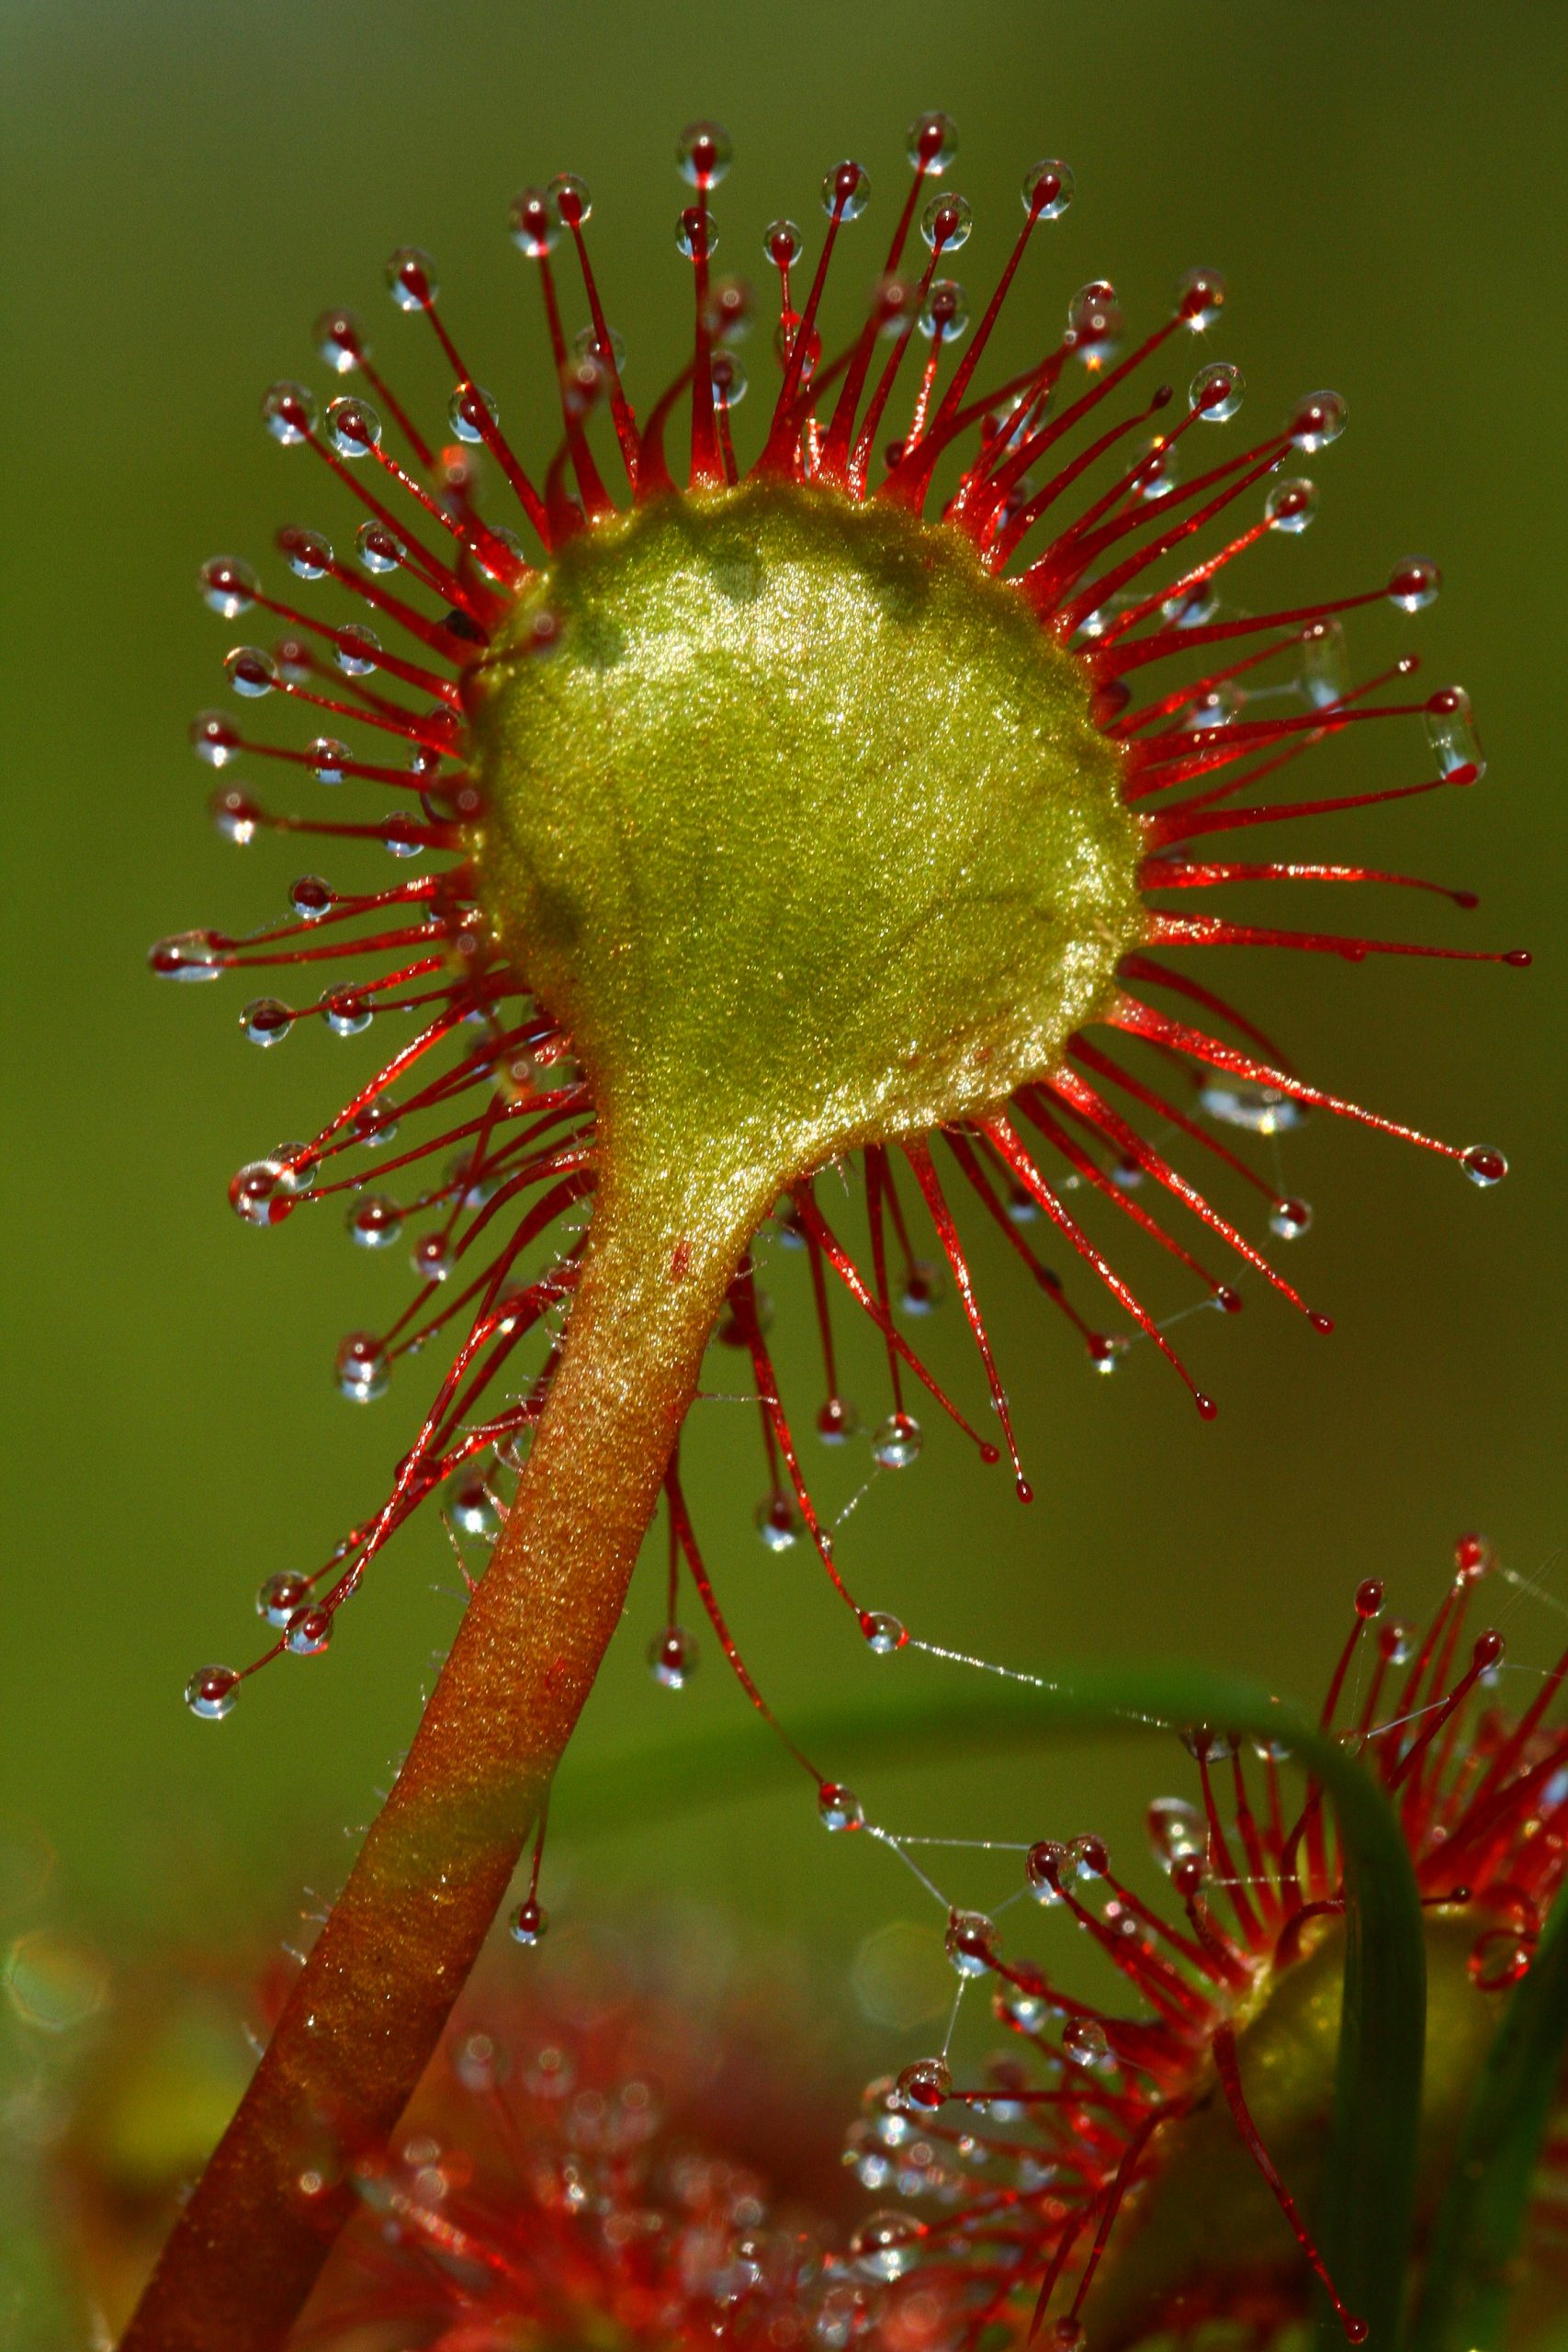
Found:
[1408,1880,1568,2352]
[119,1169,747,2352]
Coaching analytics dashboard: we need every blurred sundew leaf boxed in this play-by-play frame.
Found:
[1410,1881,1568,2352]
[563,1664,1426,2352]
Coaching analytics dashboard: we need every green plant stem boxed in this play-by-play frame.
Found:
[118,1170,747,2352]
[1409,1882,1568,2352]
[562,1672,1427,2351]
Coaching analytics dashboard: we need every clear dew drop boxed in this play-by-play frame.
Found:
[710,352,747,410]
[1300,617,1348,710]
[257,1571,311,1628]
[944,1909,996,1977]
[1198,1079,1303,1136]
[285,1604,333,1657]
[649,1625,699,1690]
[1162,581,1219,629]
[1021,158,1074,220]
[1382,1620,1414,1667]
[920,191,973,253]
[411,1233,453,1283]
[1025,1839,1066,1902]
[1426,684,1486,782]
[1135,439,1179,502]
[356,521,407,576]
[386,246,438,311]
[674,207,717,262]
[335,1332,390,1402]
[1062,2017,1111,2065]
[818,1396,861,1444]
[754,1493,803,1552]
[230,1153,309,1227]
[200,555,259,617]
[1461,1145,1507,1188]
[676,119,733,190]
[1270,1195,1314,1240]
[573,321,626,372]
[872,1411,923,1470]
[449,1476,497,1537]
[185,1666,239,1721]
[347,1194,403,1250]
[323,986,372,1037]
[822,160,871,220]
[303,737,347,786]
[508,1899,547,1947]
[895,2057,951,2111]
[326,396,382,460]
[1067,279,1121,354]
[508,187,560,259]
[1388,555,1441,613]
[1265,476,1317,533]
[899,1261,942,1316]
[314,306,368,373]
[549,172,592,230]
[1145,1796,1206,1868]
[449,383,500,445]
[1288,389,1348,452]
[849,2211,920,2281]
[242,997,291,1047]
[383,808,425,855]
[919,279,969,343]
[763,218,804,269]
[335,626,381,679]
[151,929,225,981]
[225,646,277,698]
[283,527,333,582]
[1179,1724,1237,1763]
[261,380,317,446]
[907,110,958,174]
[1066,1834,1108,1879]
[1189,361,1244,422]
[859,1611,907,1655]
[211,788,259,844]
[818,1781,863,1833]
[191,711,243,769]
[1176,267,1226,330]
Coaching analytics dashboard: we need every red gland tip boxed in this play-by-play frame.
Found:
[1354,1578,1384,1619]
[1195,1392,1218,1420]
[1309,1311,1335,1334]
[1454,1531,1492,1579]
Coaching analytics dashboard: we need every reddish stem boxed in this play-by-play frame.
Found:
[119,1171,743,2352]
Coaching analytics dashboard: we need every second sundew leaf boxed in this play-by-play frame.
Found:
[1410,1882,1568,2352]
[563,1663,1427,2350]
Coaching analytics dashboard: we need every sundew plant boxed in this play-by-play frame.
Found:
[119,113,1562,2352]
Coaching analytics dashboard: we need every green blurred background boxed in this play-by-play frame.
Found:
[1,0,1564,2325]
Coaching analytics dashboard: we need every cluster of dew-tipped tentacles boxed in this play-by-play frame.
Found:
[289,1539,1568,2351]
[156,112,1521,1736]
[272,1543,1568,2352]
[833,1540,1568,2348]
